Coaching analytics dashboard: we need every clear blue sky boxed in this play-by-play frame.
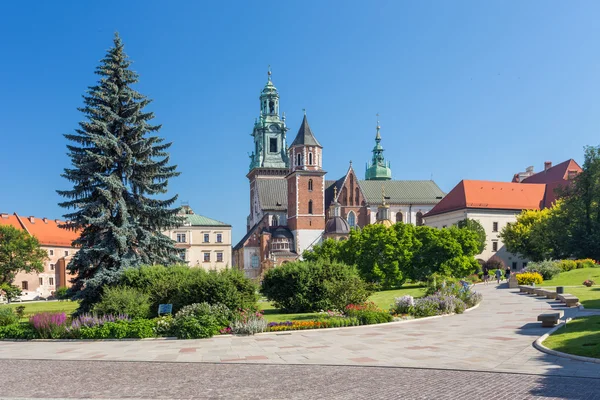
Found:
[1,1,599,244]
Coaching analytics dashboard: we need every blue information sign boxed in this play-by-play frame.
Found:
[158,304,173,315]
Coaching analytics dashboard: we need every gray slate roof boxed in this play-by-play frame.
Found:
[290,115,322,147]
[257,178,288,210]
[182,213,230,227]
[358,180,445,205]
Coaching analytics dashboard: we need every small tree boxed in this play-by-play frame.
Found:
[0,225,47,302]
[456,218,486,254]
[483,256,505,273]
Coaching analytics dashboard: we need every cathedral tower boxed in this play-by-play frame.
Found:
[246,69,290,230]
[287,113,326,254]
[365,120,392,180]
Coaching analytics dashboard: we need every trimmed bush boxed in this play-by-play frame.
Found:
[0,306,18,327]
[516,272,543,285]
[526,260,561,280]
[120,265,258,316]
[261,260,372,313]
[76,319,156,339]
[172,302,230,339]
[557,260,577,272]
[93,286,151,319]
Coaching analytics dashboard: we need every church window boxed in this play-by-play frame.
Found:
[251,255,259,268]
[270,138,278,153]
[308,200,313,214]
[308,179,313,191]
[269,100,275,114]
[396,212,403,223]
[342,187,348,206]
[308,153,313,165]
[355,188,360,204]
[348,211,356,227]
[416,212,424,226]
[272,215,278,226]
[296,153,302,166]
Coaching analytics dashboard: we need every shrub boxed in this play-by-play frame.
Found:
[14,306,25,319]
[412,296,441,317]
[93,286,151,319]
[0,307,18,326]
[0,323,38,340]
[66,313,130,338]
[461,291,483,308]
[344,302,392,325]
[55,286,69,300]
[154,315,174,336]
[172,302,230,339]
[483,256,505,273]
[516,272,543,285]
[229,310,267,335]
[75,320,156,339]
[425,273,460,296]
[526,260,561,280]
[557,260,577,272]
[583,279,595,287]
[120,265,258,316]
[390,295,414,315]
[261,260,371,313]
[29,312,67,339]
[576,259,597,269]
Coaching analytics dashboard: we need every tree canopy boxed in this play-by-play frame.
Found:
[456,218,486,254]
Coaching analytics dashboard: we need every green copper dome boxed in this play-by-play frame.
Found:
[365,123,392,181]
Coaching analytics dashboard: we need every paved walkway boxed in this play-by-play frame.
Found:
[1,284,599,378]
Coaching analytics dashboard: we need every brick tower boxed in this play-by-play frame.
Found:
[287,112,326,255]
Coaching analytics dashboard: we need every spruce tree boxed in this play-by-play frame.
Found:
[58,33,181,311]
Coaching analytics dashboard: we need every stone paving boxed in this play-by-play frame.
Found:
[1,360,600,400]
[1,284,599,379]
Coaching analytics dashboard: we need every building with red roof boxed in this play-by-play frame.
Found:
[0,213,78,300]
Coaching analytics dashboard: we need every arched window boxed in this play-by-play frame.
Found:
[296,153,302,167]
[308,153,313,165]
[396,212,403,223]
[308,179,313,191]
[349,175,354,205]
[416,211,424,226]
[347,211,356,227]
[342,187,348,206]
[308,200,313,214]
[272,215,278,226]
[355,188,360,204]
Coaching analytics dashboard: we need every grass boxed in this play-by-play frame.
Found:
[2,300,79,319]
[258,284,426,322]
[540,268,600,287]
[544,316,600,359]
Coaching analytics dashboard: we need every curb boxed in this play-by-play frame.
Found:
[533,317,600,364]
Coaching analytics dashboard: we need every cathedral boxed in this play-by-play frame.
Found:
[232,71,445,278]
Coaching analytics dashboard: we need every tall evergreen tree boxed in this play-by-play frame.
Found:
[58,33,181,311]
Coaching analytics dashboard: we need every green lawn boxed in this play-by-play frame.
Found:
[259,285,426,323]
[544,316,600,359]
[540,268,600,287]
[3,301,79,318]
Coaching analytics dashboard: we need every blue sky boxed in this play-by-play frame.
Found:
[1,1,599,244]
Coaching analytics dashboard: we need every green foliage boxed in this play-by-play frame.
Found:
[0,306,18,326]
[54,287,69,300]
[0,323,38,340]
[557,260,578,271]
[516,272,543,285]
[344,302,392,325]
[425,274,459,296]
[576,259,598,269]
[57,34,181,312]
[411,226,479,281]
[0,225,47,286]
[527,260,561,280]
[0,283,22,303]
[172,303,230,339]
[78,320,156,339]
[92,286,151,319]
[261,259,371,313]
[302,238,344,262]
[456,218,487,254]
[120,265,258,316]
[14,306,25,319]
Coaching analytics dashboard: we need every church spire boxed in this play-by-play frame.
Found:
[365,116,392,181]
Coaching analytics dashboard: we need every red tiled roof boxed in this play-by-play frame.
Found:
[0,213,79,247]
[425,180,547,217]
[521,159,582,184]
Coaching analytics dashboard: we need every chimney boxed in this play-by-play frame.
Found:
[0,213,7,219]
[544,161,552,171]
[42,217,48,224]
[29,216,35,223]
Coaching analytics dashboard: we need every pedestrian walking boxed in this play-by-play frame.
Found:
[505,267,511,282]
[495,268,502,284]
[483,268,489,285]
